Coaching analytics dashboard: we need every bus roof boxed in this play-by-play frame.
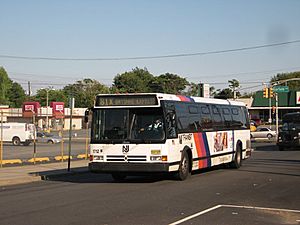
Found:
[95,93,246,107]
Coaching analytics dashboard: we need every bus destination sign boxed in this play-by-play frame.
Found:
[95,95,158,106]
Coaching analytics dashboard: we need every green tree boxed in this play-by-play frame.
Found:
[35,89,68,107]
[182,82,198,96]
[150,73,189,94]
[112,67,154,93]
[63,78,109,108]
[214,88,233,99]
[8,82,26,107]
[271,71,300,90]
[0,67,12,105]
[228,79,241,98]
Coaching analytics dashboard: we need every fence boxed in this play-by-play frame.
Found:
[0,110,89,168]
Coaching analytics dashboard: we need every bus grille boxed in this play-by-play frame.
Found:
[106,155,147,162]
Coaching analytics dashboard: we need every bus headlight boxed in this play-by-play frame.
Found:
[150,156,162,161]
[150,155,168,161]
[93,155,104,161]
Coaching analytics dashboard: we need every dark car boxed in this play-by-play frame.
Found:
[277,112,300,151]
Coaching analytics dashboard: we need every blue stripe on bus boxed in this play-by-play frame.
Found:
[186,96,195,102]
[202,133,211,167]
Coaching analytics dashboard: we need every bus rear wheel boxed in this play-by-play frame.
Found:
[230,145,242,169]
[12,137,21,146]
[175,151,191,181]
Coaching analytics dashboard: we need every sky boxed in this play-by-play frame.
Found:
[0,0,300,94]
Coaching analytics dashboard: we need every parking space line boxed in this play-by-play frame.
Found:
[168,204,300,225]
[222,204,300,213]
[168,205,222,225]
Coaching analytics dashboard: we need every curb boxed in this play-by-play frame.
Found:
[1,159,22,165]
[28,157,50,163]
[0,176,42,186]
[1,156,89,168]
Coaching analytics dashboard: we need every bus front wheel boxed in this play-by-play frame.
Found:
[175,151,191,181]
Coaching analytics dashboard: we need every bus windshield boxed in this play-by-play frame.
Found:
[91,107,165,144]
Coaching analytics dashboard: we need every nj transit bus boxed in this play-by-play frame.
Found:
[88,93,252,181]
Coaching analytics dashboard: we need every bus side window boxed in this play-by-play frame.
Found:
[222,107,233,128]
[242,107,250,128]
[211,105,224,129]
[164,102,178,138]
[200,104,213,131]
[231,107,247,129]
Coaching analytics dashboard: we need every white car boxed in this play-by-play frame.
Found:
[250,127,276,139]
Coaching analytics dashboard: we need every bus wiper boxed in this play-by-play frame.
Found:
[123,139,131,144]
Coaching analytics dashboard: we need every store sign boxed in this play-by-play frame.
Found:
[296,92,300,105]
[55,104,64,111]
[24,105,34,111]
[51,102,65,118]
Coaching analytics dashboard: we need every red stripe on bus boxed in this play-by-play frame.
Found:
[193,133,202,168]
[194,133,208,169]
[199,133,208,168]
[176,95,191,102]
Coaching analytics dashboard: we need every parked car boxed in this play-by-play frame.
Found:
[250,127,276,140]
[36,132,62,144]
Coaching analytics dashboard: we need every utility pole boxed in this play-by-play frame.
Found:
[275,93,279,139]
[0,111,3,168]
[28,81,32,96]
[68,96,74,171]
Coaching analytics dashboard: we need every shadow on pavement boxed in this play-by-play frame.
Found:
[36,167,177,184]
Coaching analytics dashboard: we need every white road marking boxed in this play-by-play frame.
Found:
[168,205,222,225]
[168,204,300,225]
[222,204,300,213]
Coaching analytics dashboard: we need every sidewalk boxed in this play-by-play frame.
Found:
[0,160,89,187]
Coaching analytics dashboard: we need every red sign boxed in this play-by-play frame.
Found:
[22,102,40,117]
[24,105,34,111]
[51,102,65,118]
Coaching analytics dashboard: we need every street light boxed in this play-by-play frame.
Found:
[40,87,54,132]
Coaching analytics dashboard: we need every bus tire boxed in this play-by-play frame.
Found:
[175,151,191,181]
[230,145,242,169]
[12,137,21,146]
[111,173,127,181]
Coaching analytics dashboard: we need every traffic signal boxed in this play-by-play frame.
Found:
[263,87,269,98]
[269,87,274,98]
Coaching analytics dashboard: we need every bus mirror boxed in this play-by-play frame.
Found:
[84,109,90,123]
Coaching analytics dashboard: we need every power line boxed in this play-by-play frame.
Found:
[188,66,300,79]
[1,40,300,61]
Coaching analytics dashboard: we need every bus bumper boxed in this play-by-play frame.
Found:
[89,162,170,173]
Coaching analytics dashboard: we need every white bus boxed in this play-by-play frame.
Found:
[88,93,252,180]
[0,122,35,146]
